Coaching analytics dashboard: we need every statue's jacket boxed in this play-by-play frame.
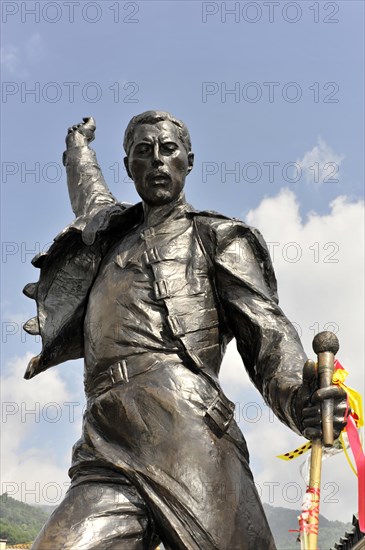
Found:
[23,144,308,548]
[24,144,307,434]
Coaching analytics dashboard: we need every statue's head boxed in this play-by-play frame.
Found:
[123,110,194,206]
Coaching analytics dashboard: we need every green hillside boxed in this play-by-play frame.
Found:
[264,503,353,549]
[0,493,356,548]
[0,494,49,545]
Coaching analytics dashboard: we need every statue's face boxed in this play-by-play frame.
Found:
[125,121,194,206]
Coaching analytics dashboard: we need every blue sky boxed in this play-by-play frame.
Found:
[1,0,364,530]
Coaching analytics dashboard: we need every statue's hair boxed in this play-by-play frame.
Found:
[123,110,192,155]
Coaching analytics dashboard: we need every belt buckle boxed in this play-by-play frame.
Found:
[108,360,129,385]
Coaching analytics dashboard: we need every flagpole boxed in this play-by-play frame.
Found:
[307,331,339,550]
[307,439,322,550]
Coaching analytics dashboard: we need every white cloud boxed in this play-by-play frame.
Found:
[245,188,364,389]
[219,188,364,521]
[1,353,83,504]
[296,137,345,185]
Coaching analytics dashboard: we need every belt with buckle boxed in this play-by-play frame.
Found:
[86,352,181,398]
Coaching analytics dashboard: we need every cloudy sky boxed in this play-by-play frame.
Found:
[1,0,364,531]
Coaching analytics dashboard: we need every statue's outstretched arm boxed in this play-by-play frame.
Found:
[63,117,117,217]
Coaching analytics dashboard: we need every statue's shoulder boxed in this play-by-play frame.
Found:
[188,206,260,243]
[32,201,141,268]
[54,201,141,245]
[188,206,241,223]
[80,201,142,245]
[188,205,278,299]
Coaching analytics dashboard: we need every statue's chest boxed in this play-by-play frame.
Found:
[96,217,210,300]
[85,215,221,372]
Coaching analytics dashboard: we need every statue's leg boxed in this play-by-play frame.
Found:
[79,363,277,550]
[30,481,159,550]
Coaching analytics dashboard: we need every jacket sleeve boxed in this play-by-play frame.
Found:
[212,219,307,434]
[63,145,117,218]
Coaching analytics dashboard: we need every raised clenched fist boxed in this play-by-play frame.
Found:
[66,117,96,148]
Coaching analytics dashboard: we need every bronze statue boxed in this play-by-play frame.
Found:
[23,112,347,549]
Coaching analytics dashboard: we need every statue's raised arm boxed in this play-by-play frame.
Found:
[22,118,122,380]
[63,117,117,218]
